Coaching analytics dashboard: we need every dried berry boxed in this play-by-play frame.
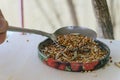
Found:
[26,40,29,42]
[110,41,112,43]
[6,40,8,42]
[110,60,113,63]
[109,56,112,59]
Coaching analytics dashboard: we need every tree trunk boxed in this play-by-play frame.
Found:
[92,0,114,39]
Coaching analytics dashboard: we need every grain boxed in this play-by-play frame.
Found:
[114,62,120,68]
[42,34,107,63]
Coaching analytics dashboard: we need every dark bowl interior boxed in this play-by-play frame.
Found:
[38,38,110,72]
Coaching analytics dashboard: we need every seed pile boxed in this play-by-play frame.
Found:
[42,34,107,63]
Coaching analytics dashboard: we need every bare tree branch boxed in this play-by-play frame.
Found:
[92,0,114,39]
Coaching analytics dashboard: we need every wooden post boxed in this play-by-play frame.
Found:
[92,0,114,39]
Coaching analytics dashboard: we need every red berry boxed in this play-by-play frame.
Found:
[70,62,82,71]
[83,61,98,71]
[47,58,58,68]
[91,61,98,66]
[83,63,94,70]
[58,64,66,70]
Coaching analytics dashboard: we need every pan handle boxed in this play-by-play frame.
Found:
[8,26,52,38]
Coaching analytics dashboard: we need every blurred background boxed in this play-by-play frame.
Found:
[0,0,120,40]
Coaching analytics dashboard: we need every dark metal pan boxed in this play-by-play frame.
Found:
[38,38,110,72]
